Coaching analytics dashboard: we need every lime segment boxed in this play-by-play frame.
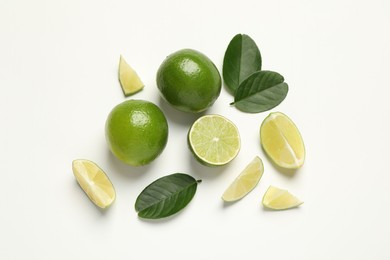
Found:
[260,112,305,169]
[72,159,116,209]
[222,156,264,202]
[118,55,144,96]
[262,186,303,210]
[188,115,240,166]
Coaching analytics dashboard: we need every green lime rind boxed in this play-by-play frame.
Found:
[157,49,222,113]
[105,99,169,166]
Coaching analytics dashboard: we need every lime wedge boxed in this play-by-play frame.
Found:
[262,186,303,210]
[118,55,144,96]
[260,112,305,169]
[188,115,240,166]
[72,159,116,209]
[222,156,264,202]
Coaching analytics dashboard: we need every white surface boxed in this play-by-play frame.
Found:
[1,0,390,259]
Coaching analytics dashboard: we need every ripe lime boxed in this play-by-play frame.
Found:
[222,156,264,202]
[72,159,116,209]
[260,112,305,169]
[156,49,222,113]
[105,100,168,166]
[262,186,303,210]
[188,115,240,166]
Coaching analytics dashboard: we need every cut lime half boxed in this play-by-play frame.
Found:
[72,159,116,209]
[188,115,240,166]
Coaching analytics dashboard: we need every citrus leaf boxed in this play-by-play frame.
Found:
[223,34,262,94]
[232,71,288,113]
[135,173,201,219]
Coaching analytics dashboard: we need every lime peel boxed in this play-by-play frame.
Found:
[156,49,221,113]
[105,100,168,166]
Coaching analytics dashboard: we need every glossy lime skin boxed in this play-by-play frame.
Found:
[156,49,222,113]
[105,100,168,166]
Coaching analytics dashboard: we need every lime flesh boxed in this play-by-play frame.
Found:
[72,159,116,209]
[260,112,305,169]
[222,156,264,202]
[188,115,240,166]
[262,186,303,210]
[118,55,144,96]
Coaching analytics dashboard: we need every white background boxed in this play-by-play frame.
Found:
[1,0,389,259]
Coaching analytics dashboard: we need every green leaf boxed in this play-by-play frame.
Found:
[223,34,262,94]
[135,173,201,219]
[232,71,288,113]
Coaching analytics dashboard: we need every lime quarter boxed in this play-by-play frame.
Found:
[222,156,264,202]
[72,159,116,209]
[262,186,303,210]
[118,55,144,96]
[260,112,305,169]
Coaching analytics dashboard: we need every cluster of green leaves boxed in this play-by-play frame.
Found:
[223,34,288,113]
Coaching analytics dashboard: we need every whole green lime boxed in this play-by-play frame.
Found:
[105,99,168,166]
[156,49,222,113]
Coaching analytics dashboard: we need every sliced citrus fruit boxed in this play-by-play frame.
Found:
[72,159,116,209]
[222,156,264,202]
[262,186,303,210]
[188,115,240,166]
[118,55,144,96]
[260,112,305,169]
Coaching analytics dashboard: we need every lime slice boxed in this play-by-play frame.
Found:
[222,156,264,202]
[72,159,116,209]
[188,115,240,166]
[260,112,305,169]
[118,55,144,96]
[262,186,303,210]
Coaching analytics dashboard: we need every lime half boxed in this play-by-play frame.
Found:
[262,186,303,210]
[222,156,264,202]
[260,112,305,169]
[188,115,240,166]
[118,55,144,96]
[72,159,116,209]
